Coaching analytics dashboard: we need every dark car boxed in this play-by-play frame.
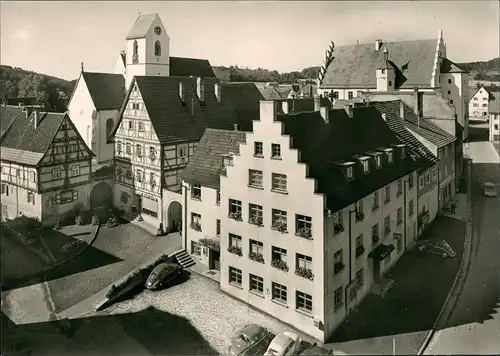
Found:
[300,343,348,356]
[228,324,273,356]
[416,239,456,258]
[145,262,182,290]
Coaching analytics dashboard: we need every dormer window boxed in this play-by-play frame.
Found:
[336,161,355,181]
[346,166,353,179]
[375,155,382,168]
[222,153,234,171]
[394,144,406,159]
[356,156,370,174]
[387,152,393,163]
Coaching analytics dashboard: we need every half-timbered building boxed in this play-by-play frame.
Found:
[0,105,95,223]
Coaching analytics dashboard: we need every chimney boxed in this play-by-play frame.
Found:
[413,88,422,118]
[357,40,360,45]
[282,100,289,114]
[179,81,185,102]
[197,77,204,102]
[260,100,277,123]
[34,107,41,129]
[345,104,354,118]
[233,124,238,131]
[320,106,329,123]
[214,83,221,102]
[375,39,383,51]
[314,96,321,111]
[399,100,405,119]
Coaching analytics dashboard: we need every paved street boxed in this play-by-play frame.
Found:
[424,138,500,353]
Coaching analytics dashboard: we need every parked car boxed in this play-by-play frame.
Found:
[145,262,182,290]
[300,344,348,355]
[416,240,456,258]
[264,331,302,356]
[227,324,273,356]
[483,182,497,197]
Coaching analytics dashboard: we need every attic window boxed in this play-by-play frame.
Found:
[394,144,406,159]
[222,153,234,170]
[337,161,355,181]
[361,158,370,174]
[387,151,394,163]
[346,166,353,179]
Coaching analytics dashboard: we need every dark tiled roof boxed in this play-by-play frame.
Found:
[440,58,468,73]
[128,76,239,145]
[275,98,332,114]
[82,72,126,110]
[170,57,215,78]
[276,87,291,98]
[260,86,284,100]
[126,13,158,40]
[299,84,317,96]
[276,106,421,211]
[0,105,24,139]
[321,39,438,89]
[221,83,264,132]
[1,110,65,154]
[370,101,439,168]
[180,128,246,189]
[402,109,456,147]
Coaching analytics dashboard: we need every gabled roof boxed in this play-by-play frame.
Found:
[440,58,468,74]
[170,57,216,78]
[401,108,456,147]
[299,84,317,96]
[0,105,24,139]
[180,128,246,189]
[82,72,126,111]
[126,13,158,40]
[370,101,439,167]
[260,86,283,100]
[122,76,239,145]
[321,39,438,89]
[221,83,264,132]
[276,106,421,211]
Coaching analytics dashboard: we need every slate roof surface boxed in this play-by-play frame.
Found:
[260,86,284,100]
[0,148,44,166]
[126,13,158,40]
[440,58,468,73]
[170,57,216,78]
[130,76,239,145]
[221,83,264,132]
[82,72,126,110]
[403,109,457,148]
[275,98,332,114]
[321,39,438,89]
[0,105,24,138]
[1,110,65,154]
[276,106,421,211]
[370,101,439,167]
[180,128,246,189]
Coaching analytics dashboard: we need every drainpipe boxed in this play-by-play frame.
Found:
[345,208,356,314]
[182,182,189,249]
[403,179,408,252]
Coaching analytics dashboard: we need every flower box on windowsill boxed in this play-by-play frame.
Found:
[385,229,391,236]
[248,216,263,227]
[149,154,156,161]
[295,266,314,281]
[355,212,365,222]
[372,204,379,211]
[355,245,365,257]
[199,237,220,252]
[249,252,264,264]
[228,212,243,221]
[334,262,345,274]
[271,259,288,272]
[191,194,201,201]
[295,228,313,240]
[271,222,288,234]
[190,222,202,232]
[333,223,344,235]
[227,245,242,256]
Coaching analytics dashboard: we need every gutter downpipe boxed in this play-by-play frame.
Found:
[345,208,356,315]
[403,178,409,252]
[182,182,189,249]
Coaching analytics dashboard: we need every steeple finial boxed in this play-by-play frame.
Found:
[81,61,84,72]
[383,46,389,62]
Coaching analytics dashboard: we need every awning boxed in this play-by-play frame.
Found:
[368,244,395,261]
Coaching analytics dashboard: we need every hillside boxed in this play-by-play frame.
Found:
[213,65,320,84]
[458,57,500,72]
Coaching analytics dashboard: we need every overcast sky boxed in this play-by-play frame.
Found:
[1,1,499,81]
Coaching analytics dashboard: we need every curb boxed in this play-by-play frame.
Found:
[418,159,474,355]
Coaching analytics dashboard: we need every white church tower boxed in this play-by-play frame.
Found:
[376,46,395,92]
[124,13,170,89]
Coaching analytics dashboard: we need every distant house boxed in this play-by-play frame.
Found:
[468,86,492,118]
[317,33,469,141]
[489,90,500,142]
[3,97,38,107]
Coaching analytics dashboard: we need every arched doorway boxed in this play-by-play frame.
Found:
[89,181,112,209]
[166,200,182,233]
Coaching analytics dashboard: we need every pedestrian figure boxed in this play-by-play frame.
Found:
[450,201,456,214]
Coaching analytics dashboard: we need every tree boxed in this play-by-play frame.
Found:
[17,73,67,112]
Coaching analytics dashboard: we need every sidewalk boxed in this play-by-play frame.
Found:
[325,216,466,355]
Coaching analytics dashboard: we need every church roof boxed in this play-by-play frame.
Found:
[120,76,240,145]
[440,58,468,74]
[82,72,126,111]
[126,13,158,40]
[320,39,438,89]
[170,57,216,78]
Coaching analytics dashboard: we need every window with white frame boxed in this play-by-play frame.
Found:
[334,286,344,310]
[397,207,403,225]
[191,184,201,200]
[229,266,242,286]
[271,143,281,158]
[248,169,263,188]
[229,233,242,248]
[52,168,61,180]
[71,165,80,177]
[419,176,425,188]
[362,159,369,173]
[126,143,131,155]
[229,199,242,215]
[27,191,35,204]
[250,239,263,254]
[372,191,379,210]
[191,213,201,229]
[272,246,287,261]
[178,145,187,158]
[249,274,264,294]
[136,169,143,182]
[271,173,287,192]
[149,146,156,160]
[346,166,354,179]
[387,151,393,163]
[272,282,287,303]
[296,290,312,313]
[272,209,287,230]
[136,144,142,158]
[296,253,312,270]
[249,203,263,224]
[375,155,382,168]
[295,214,312,234]
[254,141,263,156]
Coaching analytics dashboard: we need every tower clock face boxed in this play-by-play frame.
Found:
[154,26,162,35]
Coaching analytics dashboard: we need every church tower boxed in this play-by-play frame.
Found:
[376,46,395,92]
[125,13,170,89]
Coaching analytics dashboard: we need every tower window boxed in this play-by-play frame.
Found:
[154,40,161,56]
[132,40,139,63]
[106,118,114,143]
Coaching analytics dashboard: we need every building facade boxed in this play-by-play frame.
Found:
[469,86,490,118]
[0,106,95,223]
[180,100,419,342]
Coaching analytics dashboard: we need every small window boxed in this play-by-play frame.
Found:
[117,142,122,155]
[126,143,132,155]
[136,169,143,182]
[426,172,430,183]
[296,253,312,270]
[334,286,344,310]
[254,142,263,156]
[106,118,114,142]
[271,143,281,158]
[27,191,36,205]
[271,173,287,192]
[346,166,354,179]
[272,246,287,261]
[397,179,402,196]
[52,168,61,180]
[348,91,353,100]
[191,184,201,200]
[419,175,425,188]
[229,266,242,286]
[249,203,263,225]
[387,151,393,163]
[272,209,287,231]
[447,90,451,95]
[356,268,364,289]
[249,274,264,294]
[450,99,454,105]
[2,184,9,196]
[448,79,451,84]
[295,214,312,235]
[362,160,369,173]
[128,120,133,130]
[71,165,80,177]
[216,189,220,205]
[296,290,312,313]
[229,233,242,248]
[178,145,187,158]
[375,155,382,168]
[250,239,263,254]
[191,241,201,256]
[136,144,142,157]
[154,40,161,56]
[372,191,379,210]
[384,186,391,203]
[397,207,403,225]
[138,122,145,131]
[248,169,263,188]
[190,213,201,231]
[384,215,391,235]
[372,223,379,243]
[216,219,221,236]
[272,282,287,303]
[388,80,392,86]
